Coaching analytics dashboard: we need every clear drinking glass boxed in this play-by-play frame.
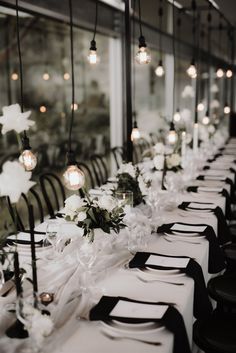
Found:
[115,191,133,210]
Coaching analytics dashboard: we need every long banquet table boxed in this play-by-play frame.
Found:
[1,137,236,353]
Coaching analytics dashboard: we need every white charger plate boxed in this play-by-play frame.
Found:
[137,267,184,278]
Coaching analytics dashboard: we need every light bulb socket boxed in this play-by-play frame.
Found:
[66,151,77,166]
[170,121,175,131]
[176,108,180,113]
[190,58,195,66]
[90,40,97,51]
[133,120,138,129]
[138,35,147,48]
[158,59,163,67]
[205,110,209,117]
[21,135,31,151]
[224,102,229,107]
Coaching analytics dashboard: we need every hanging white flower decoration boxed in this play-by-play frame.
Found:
[210,84,219,93]
[0,161,35,203]
[0,104,34,134]
[180,108,192,122]
[210,99,220,109]
[181,85,195,99]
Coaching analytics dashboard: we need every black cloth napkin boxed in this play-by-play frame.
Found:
[157,222,226,274]
[90,295,191,353]
[196,175,234,199]
[178,202,232,244]
[129,252,212,320]
[186,186,232,219]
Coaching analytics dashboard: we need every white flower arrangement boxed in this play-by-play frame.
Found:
[22,303,53,349]
[117,162,136,179]
[0,104,34,134]
[0,161,35,203]
[153,154,164,170]
[64,194,125,241]
[153,142,165,155]
[166,153,181,169]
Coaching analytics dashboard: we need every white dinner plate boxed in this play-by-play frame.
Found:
[137,267,184,278]
[165,232,205,240]
[101,320,164,333]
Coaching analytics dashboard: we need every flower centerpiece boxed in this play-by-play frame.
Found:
[153,143,182,173]
[116,163,148,206]
[64,194,126,242]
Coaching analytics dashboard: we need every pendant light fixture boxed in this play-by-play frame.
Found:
[186,1,197,78]
[167,1,177,146]
[131,0,140,142]
[174,9,181,123]
[88,0,99,65]
[226,29,233,78]
[15,0,37,171]
[63,0,85,191]
[197,29,205,113]
[224,103,230,115]
[155,0,164,77]
[216,15,224,78]
[135,0,151,65]
[42,27,50,81]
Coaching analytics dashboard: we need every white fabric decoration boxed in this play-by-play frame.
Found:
[0,104,34,134]
[0,161,35,203]
[181,85,194,98]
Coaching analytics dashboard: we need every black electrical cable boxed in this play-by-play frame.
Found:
[138,0,143,37]
[92,0,98,42]
[68,0,75,153]
[159,0,163,60]
[132,0,136,124]
[207,3,212,116]
[176,10,181,110]
[15,0,27,139]
[172,0,175,121]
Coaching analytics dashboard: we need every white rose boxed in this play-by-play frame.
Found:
[153,155,164,170]
[64,194,85,212]
[208,125,215,134]
[138,175,148,195]
[117,162,136,178]
[76,211,87,222]
[153,142,165,155]
[97,195,117,212]
[166,153,181,168]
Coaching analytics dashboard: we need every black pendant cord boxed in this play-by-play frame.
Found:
[194,12,200,124]
[92,0,98,42]
[192,0,196,60]
[199,28,205,103]
[68,0,75,154]
[138,0,143,37]
[218,14,222,63]
[207,4,212,116]
[132,0,136,124]
[176,10,181,110]
[15,0,27,139]
[172,0,175,122]
[158,0,163,61]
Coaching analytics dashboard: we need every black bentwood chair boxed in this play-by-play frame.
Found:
[6,187,44,232]
[90,154,109,186]
[110,146,125,170]
[39,172,66,218]
[77,162,96,189]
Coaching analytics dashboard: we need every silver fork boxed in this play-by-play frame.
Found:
[163,235,201,245]
[101,330,162,346]
[137,275,184,286]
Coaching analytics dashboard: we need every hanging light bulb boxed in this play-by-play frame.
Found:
[167,122,177,145]
[216,68,224,78]
[11,72,18,81]
[131,121,141,142]
[155,60,165,77]
[224,103,230,115]
[135,36,151,65]
[202,110,210,125]
[43,72,50,81]
[197,102,205,112]
[186,59,197,78]
[19,136,37,171]
[63,72,70,80]
[39,105,47,113]
[63,152,85,191]
[173,108,181,122]
[226,69,233,78]
[87,40,99,65]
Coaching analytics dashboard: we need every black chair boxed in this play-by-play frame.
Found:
[110,147,125,170]
[222,243,236,273]
[6,187,44,232]
[39,172,66,218]
[90,154,109,186]
[0,152,19,171]
[207,274,236,312]
[78,162,96,189]
[193,310,236,353]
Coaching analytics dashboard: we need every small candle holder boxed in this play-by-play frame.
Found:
[39,292,54,306]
